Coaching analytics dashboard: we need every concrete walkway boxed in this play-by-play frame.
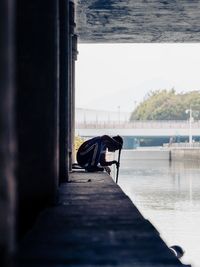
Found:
[18,171,190,267]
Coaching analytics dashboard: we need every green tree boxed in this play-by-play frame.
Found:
[130,90,200,121]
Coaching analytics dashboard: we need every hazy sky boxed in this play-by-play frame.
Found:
[75,43,200,112]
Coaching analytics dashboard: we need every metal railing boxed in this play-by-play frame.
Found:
[76,120,200,129]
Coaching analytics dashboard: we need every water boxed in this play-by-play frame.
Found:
[116,157,200,267]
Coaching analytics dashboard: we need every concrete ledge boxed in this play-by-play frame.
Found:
[121,149,170,160]
[17,172,188,266]
[171,148,200,161]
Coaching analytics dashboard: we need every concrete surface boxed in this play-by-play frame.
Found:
[76,0,200,43]
[121,148,170,160]
[17,171,189,266]
[171,148,200,161]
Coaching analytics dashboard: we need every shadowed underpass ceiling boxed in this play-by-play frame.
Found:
[76,0,200,43]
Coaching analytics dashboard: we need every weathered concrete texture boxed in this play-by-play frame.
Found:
[0,0,15,266]
[18,172,188,266]
[171,148,200,161]
[76,0,200,42]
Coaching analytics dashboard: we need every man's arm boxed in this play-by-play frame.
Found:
[99,152,118,166]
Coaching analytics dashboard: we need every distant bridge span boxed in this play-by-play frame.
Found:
[75,120,200,137]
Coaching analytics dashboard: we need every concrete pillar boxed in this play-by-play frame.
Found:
[68,0,76,168]
[68,0,73,171]
[72,34,78,163]
[59,0,76,176]
[16,0,60,237]
[59,0,70,183]
[0,0,16,265]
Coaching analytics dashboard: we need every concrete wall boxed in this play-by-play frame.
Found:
[121,149,170,160]
[16,0,61,238]
[0,1,77,265]
[171,148,200,161]
[120,148,200,161]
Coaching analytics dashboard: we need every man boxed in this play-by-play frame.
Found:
[76,135,123,173]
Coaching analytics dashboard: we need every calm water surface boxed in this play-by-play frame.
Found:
[116,157,200,267]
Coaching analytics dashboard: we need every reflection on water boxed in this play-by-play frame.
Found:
[118,158,200,267]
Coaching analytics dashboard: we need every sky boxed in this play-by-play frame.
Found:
[75,43,200,113]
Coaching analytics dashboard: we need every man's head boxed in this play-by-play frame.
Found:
[113,135,123,146]
[107,135,123,152]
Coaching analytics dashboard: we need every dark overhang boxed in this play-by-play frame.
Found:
[76,0,200,43]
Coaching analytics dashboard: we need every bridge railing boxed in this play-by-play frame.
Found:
[76,120,200,129]
[164,142,200,148]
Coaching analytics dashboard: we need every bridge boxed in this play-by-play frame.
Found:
[76,120,200,148]
[76,120,200,137]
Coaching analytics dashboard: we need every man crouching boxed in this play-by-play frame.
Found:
[76,135,123,174]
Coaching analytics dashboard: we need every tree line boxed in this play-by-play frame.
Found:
[130,89,200,121]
